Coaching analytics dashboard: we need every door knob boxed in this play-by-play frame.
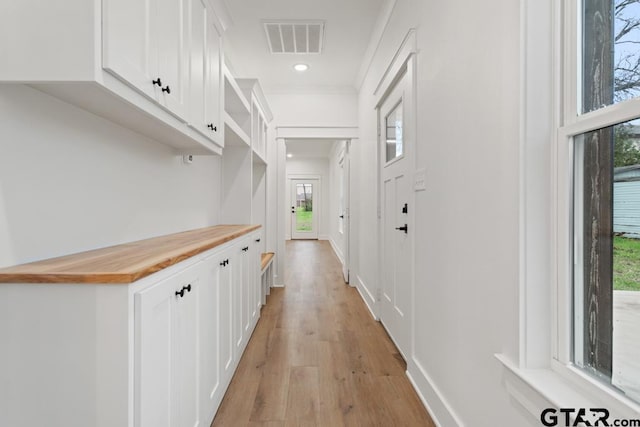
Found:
[395,224,408,234]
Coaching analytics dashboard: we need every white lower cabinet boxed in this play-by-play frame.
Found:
[0,228,262,427]
[135,264,200,427]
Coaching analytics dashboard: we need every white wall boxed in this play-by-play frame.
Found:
[265,90,358,284]
[0,85,221,268]
[352,0,528,426]
[285,157,330,240]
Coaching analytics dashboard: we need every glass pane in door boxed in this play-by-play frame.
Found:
[385,101,403,162]
[296,183,313,231]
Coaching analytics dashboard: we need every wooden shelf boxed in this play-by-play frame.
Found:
[224,111,251,147]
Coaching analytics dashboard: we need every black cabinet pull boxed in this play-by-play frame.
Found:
[242,246,249,252]
[395,224,408,234]
[184,284,191,293]
[220,260,226,267]
[162,85,171,94]
[402,203,408,214]
[152,77,162,87]
[175,288,185,298]
[255,238,261,243]
[339,215,344,218]
[207,124,217,132]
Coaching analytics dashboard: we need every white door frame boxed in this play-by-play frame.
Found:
[276,127,358,288]
[374,29,417,357]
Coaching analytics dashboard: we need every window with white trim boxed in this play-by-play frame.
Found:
[559,0,640,407]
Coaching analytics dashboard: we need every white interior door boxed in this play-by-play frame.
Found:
[339,143,351,283]
[379,70,412,358]
[291,179,319,239]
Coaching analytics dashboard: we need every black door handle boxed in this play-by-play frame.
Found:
[395,224,408,234]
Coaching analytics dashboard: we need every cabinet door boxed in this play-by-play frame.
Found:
[251,232,263,321]
[241,241,252,341]
[173,273,199,427]
[135,268,199,427]
[233,243,245,354]
[188,1,222,143]
[219,250,234,382]
[155,0,189,120]
[135,274,177,427]
[204,9,222,144]
[199,253,223,422]
[103,0,157,100]
[187,0,207,137]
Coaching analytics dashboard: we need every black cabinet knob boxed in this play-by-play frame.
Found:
[220,260,226,267]
[175,288,185,298]
[255,238,261,243]
[184,284,191,293]
[395,224,408,234]
[242,246,249,252]
[207,124,217,132]
[162,85,171,94]
[152,78,162,87]
[339,215,344,218]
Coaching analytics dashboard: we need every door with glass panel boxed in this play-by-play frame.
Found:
[379,69,412,358]
[290,179,319,239]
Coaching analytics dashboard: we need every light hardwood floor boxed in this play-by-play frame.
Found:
[212,240,436,426]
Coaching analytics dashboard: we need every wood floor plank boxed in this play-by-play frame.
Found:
[211,240,435,426]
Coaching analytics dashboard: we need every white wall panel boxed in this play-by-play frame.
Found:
[0,85,220,268]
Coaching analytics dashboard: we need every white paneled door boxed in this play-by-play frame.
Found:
[379,69,413,358]
[291,179,319,239]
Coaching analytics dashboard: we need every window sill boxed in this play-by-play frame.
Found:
[495,354,640,420]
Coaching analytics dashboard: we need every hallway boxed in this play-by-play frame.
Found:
[212,240,435,426]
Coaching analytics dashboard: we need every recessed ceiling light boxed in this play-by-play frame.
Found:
[293,64,308,72]
[287,153,293,158]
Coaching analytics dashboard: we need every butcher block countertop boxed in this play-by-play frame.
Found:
[0,224,260,284]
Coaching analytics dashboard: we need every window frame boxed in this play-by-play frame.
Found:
[497,0,640,419]
[552,0,640,414]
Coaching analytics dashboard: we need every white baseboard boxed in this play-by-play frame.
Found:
[319,234,329,241]
[355,274,377,320]
[328,237,344,264]
[407,358,464,427]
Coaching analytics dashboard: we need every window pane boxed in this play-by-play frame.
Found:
[582,0,640,113]
[574,118,640,403]
[296,183,313,232]
[385,101,403,162]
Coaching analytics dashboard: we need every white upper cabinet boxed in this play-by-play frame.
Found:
[0,0,225,154]
[187,0,223,145]
[102,0,156,101]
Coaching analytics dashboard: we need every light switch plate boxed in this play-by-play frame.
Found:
[414,168,426,191]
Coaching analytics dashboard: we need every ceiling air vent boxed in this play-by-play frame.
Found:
[263,21,325,54]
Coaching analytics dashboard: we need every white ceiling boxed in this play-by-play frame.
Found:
[286,139,336,158]
[222,0,386,92]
